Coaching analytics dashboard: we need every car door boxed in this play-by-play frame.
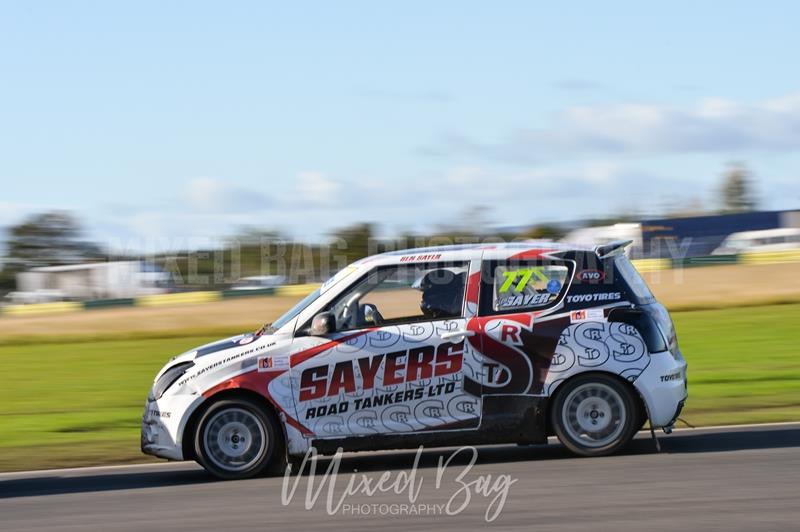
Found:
[471,258,573,397]
[288,260,481,438]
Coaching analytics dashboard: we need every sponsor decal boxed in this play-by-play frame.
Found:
[399,253,442,262]
[660,371,682,382]
[496,292,551,308]
[545,321,650,394]
[238,335,255,345]
[177,342,274,387]
[258,355,290,372]
[298,341,464,402]
[498,267,548,293]
[547,279,562,294]
[148,409,171,419]
[570,308,605,322]
[576,269,605,282]
[565,292,622,304]
[454,399,477,415]
[464,315,536,395]
[303,386,461,420]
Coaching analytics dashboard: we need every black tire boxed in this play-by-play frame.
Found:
[637,409,650,432]
[194,397,282,480]
[551,373,640,457]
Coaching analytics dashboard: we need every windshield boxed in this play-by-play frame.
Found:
[268,288,321,332]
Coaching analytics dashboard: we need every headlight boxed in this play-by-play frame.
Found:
[153,362,194,399]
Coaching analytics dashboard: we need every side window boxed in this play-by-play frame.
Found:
[480,261,571,315]
[324,262,468,331]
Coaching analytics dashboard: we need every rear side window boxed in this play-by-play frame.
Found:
[480,261,571,315]
[615,256,655,303]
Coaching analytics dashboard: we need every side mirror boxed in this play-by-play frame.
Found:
[310,311,335,336]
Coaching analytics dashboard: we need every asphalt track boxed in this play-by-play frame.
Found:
[1,423,798,531]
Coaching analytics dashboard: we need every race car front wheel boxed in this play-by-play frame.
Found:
[551,373,640,457]
[194,397,280,480]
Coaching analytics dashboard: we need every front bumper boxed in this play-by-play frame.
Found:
[141,392,203,461]
[633,351,688,427]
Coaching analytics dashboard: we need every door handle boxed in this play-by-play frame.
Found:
[440,329,476,340]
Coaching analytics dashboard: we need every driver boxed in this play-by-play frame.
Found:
[418,269,466,319]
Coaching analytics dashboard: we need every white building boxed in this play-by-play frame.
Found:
[13,261,171,303]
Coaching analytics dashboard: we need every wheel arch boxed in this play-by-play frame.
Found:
[544,370,646,436]
[181,388,288,462]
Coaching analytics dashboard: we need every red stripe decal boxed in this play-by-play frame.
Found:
[289,329,375,367]
[202,369,314,436]
[508,248,555,260]
[465,271,481,305]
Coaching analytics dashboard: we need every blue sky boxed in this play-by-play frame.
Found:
[1,1,799,249]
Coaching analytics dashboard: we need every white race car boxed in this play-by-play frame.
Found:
[142,241,687,479]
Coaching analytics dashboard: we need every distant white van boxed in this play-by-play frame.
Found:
[712,228,800,255]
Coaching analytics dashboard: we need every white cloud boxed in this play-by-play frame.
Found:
[400,161,690,229]
[183,178,269,214]
[3,158,781,251]
[581,161,624,185]
[444,166,485,188]
[434,92,800,162]
[294,171,342,206]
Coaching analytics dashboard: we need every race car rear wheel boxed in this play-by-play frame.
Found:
[551,373,640,456]
[195,398,279,480]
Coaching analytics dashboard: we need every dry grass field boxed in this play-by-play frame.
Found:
[641,261,800,310]
[0,261,797,343]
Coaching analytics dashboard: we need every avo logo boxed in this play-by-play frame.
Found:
[577,269,605,282]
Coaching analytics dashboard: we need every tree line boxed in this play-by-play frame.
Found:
[0,163,759,293]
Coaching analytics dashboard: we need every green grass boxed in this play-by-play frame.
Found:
[1,304,799,472]
[0,335,222,471]
[672,303,800,426]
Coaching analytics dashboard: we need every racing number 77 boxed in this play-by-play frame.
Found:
[499,268,547,293]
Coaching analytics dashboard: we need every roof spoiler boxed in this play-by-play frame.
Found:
[595,239,633,259]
